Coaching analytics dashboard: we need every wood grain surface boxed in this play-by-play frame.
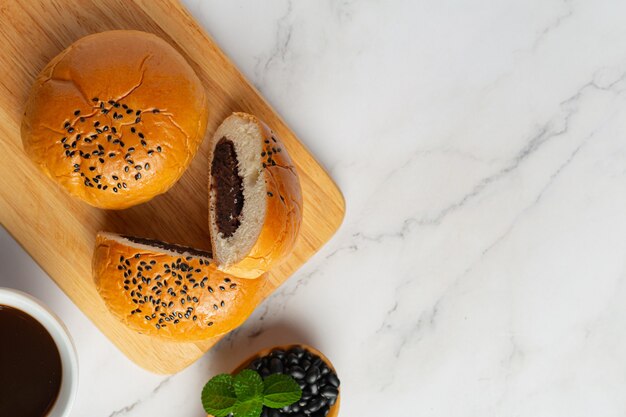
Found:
[0,0,344,374]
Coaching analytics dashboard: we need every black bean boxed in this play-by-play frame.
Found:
[305,367,320,384]
[310,383,319,395]
[267,409,280,417]
[290,366,305,379]
[291,347,305,358]
[301,360,311,370]
[286,353,299,365]
[307,397,327,413]
[326,372,340,388]
[260,367,271,378]
[271,349,285,359]
[270,358,283,374]
[320,386,338,399]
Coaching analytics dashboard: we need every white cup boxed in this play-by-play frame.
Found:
[0,288,78,417]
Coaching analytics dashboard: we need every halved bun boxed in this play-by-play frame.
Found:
[22,30,209,209]
[208,113,302,278]
[93,232,267,341]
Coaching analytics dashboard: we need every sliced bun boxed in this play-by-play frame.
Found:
[208,113,302,278]
[92,232,267,341]
[22,30,209,209]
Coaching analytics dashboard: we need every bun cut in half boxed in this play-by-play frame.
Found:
[208,113,303,278]
[93,232,268,341]
[22,30,209,209]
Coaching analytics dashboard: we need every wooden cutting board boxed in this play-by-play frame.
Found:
[0,0,345,374]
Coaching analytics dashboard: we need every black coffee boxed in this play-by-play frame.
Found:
[0,305,62,417]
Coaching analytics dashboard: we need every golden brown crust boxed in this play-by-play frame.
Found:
[211,113,303,278]
[22,30,208,209]
[93,232,267,341]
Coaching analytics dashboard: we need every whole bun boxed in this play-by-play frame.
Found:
[93,232,268,341]
[208,113,302,278]
[22,30,208,209]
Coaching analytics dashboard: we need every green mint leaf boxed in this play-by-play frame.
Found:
[232,397,263,417]
[201,374,237,417]
[234,369,264,401]
[262,373,302,408]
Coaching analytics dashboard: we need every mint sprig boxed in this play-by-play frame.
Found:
[201,369,302,417]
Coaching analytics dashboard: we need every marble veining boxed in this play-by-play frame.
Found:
[3,0,626,415]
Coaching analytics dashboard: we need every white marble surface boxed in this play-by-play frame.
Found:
[3,0,626,415]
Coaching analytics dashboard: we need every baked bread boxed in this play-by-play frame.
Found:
[93,232,268,341]
[22,30,208,209]
[208,113,302,278]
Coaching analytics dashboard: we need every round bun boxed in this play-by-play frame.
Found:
[93,232,268,341]
[21,30,209,209]
[226,345,340,417]
[208,113,302,278]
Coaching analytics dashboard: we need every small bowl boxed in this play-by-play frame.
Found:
[0,288,78,417]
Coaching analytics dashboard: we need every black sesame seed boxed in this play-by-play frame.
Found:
[208,321,213,326]
[135,173,141,180]
[130,127,136,133]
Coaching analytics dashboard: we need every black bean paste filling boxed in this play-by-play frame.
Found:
[122,235,212,258]
[211,138,244,238]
